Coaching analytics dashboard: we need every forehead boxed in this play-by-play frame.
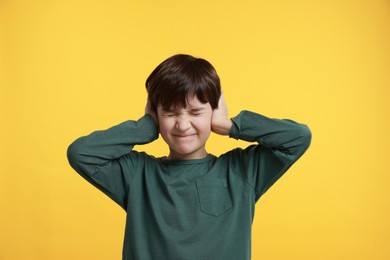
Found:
[158,95,211,112]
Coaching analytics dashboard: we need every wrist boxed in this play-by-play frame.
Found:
[211,118,233,136]
[145,112,158,126]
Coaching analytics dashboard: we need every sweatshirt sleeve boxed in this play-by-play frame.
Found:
[229,110,312,201]
[67,114,159,209]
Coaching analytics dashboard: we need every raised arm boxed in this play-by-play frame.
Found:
[210,90,312,201]
[67,113,159,209]
[228,109,312,200]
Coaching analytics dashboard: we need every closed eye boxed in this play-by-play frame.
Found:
[191,112,203,116]
[189,108,205,116]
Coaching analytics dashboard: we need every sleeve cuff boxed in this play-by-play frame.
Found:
[139,114,159,141]
[229,111,243,139]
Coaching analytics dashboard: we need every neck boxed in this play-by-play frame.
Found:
[167,149,208,161]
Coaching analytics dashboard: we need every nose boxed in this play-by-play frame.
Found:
[175,115,191,131]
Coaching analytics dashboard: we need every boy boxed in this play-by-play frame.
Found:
[67,54,311,260]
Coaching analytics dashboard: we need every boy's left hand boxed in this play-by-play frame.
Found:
[211,92,233,136]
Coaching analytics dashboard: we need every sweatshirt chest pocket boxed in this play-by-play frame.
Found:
[195,179,233,217]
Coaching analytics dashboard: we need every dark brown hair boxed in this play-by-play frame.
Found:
[146,54,221,113]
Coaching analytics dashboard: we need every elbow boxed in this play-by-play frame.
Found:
[297,124,312,154]
[286,124,312,162]
[302,124,312,147]
[66,138,83,172]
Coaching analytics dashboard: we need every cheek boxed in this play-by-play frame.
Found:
[194,116,212,131]
[158,119,173,136]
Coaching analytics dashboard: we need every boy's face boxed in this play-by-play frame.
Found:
[157,95,213,160]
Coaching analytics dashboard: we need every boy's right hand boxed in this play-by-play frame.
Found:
[145,98,158,126]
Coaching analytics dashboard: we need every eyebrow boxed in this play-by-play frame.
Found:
[188,107,205,112]
[163,107,206,113]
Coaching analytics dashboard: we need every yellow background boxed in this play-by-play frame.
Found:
[1,0,389,259]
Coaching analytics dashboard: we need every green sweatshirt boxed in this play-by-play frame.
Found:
[67,110,311,260]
